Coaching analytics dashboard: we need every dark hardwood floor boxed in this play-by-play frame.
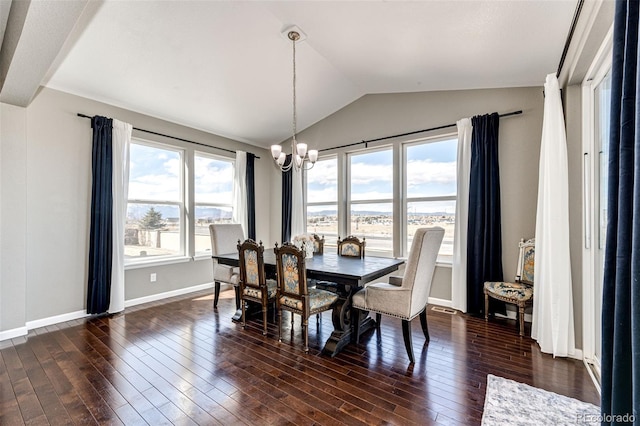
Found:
[0,288,599,425]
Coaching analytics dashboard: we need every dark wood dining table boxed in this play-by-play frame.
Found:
[213,251,404,356]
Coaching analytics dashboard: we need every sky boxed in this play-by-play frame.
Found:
[128,143,233,219]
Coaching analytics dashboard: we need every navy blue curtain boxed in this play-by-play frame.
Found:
[601,0,640,421]
[281,155,293,243]
[246,153,256,240]
[466,112,503,316]
[87,116,113,315]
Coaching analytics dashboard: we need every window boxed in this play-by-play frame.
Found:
[405,137,457,261]
[304,134,458,261]
[349,148,393,253]
[194,153,234,255]
[126,141,184,260]
[305,157,338,246]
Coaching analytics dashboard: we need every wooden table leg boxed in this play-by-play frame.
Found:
[322,285,375,357]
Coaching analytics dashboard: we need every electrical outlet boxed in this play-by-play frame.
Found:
[150,273,157,282]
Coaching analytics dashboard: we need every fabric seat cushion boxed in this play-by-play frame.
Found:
[243,279,277,299]
[484,281,533,302]
[279,288,338,312]
[352,283,413,319]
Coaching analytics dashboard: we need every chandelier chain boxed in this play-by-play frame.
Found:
[292,34,297,143]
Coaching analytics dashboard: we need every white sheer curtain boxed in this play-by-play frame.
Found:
[291,164,305,237]
[109,119,132,314]
[531,73,575,357]
[233,151,248,234]
[451,118,472,313]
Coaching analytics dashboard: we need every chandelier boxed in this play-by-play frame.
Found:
[270,28,318,171]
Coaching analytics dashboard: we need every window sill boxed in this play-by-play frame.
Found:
[436,261,452,268]
[193,253,213,262]
[125,256,191,270]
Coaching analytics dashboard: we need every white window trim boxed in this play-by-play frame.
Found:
[126,139,185,265]
[193,151,235,255]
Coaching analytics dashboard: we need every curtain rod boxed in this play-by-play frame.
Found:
[319,110,523,152]
[77,113,260,159]
[556,0,585,78]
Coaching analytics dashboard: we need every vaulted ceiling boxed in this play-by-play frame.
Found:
[2,1,578,148]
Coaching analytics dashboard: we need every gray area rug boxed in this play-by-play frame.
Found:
[481,374,600,425]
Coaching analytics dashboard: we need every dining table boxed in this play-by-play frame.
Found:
[213,250,405,357]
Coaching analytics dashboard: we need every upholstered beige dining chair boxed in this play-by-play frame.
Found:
[209,223,244,309]
[352,227,444,363]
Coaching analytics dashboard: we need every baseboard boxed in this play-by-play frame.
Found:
[26,310,90,330]
[0,326,28,341]
[571,349,584,361]
[0,283,216,342]
[125,282,214,308]
[428,297,453,308]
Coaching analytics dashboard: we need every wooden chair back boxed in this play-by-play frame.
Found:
[337,235,366,258]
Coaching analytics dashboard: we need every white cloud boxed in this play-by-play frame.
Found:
[406,159,456,186]
[350,161,393,185]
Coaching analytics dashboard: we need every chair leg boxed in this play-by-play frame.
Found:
[241,299,246,329]
[419,309,430,342]
[234,285,241,310]
[376,313,381,327]
[303,318,309,353]
[262,306,268,336]
[518,305,525,337]
[214,281,221,308]
[484,293,489,320]
[353,308,361,344]
[402,319,415,363]
[277,309,282,342]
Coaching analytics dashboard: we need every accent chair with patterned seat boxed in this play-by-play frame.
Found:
[274,242,339,352]
[352,227,444,363]
[238,239,277,336]
[209,223,244,309]
[337,235,366,258]
[484,238,535,337]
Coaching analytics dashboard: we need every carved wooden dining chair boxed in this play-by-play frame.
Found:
[352,227,444,363]
[274,242,338,352]
[237,239,277,336]
[484,238,535,337]
[337,235,366,258]
[312,234,325,254]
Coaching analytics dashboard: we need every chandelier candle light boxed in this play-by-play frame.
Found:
[271,27,318,171]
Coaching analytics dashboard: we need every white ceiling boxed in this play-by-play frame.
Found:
[42,0,578,148]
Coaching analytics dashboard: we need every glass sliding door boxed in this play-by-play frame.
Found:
[592,68,611,376]
[583,42,611,386]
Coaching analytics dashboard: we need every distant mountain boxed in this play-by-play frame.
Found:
[127,205,231,221]
[308,210,453,217]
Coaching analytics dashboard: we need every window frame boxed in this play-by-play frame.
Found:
[304,155,339,248]
[193,151,235,256]
[126,138,186,264]
[347,146,395,256]
[402,134,458,262]
[304,132,458,263]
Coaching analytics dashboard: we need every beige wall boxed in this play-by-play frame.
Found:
[0,103,28,333]
[295,87,544,304]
